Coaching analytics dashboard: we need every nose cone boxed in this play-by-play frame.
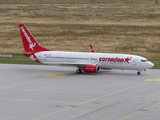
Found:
[147,61,154,68]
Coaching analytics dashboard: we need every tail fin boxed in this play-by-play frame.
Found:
[90,44,96,53]
[19,24,51,52]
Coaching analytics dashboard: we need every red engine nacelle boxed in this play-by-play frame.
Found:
[83,65,99,73]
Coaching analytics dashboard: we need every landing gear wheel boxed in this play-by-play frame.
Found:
[76,69,82,74]
[137,71,141,75]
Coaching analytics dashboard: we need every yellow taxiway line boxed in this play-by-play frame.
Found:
[0,74,67,90]
[33,81,151,120]
[0,78,49,90]
[119,102,160,120]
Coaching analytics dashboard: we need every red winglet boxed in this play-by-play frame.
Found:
[90,44,96,53]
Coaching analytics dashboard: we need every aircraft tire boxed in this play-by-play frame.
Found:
[76,69,82,74]
[137,71,141,75]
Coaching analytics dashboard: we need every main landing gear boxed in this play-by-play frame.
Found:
[76,68,82,74]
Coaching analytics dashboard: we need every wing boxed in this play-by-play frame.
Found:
[43,62,100,68]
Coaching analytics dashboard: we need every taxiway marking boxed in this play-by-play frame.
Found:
[0,74,67,90]
[45,75,68,77]
[119,102,160,120]
[144,78,160,82]
[33,81,151,120]
[0,78,49,90]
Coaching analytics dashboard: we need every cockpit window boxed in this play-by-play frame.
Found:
[141,60,148,62]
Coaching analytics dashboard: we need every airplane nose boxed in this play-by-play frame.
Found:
[147,61,154,68]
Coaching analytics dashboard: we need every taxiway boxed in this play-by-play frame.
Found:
[0,64,160,120]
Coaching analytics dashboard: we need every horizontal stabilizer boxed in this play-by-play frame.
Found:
[9,52,32,55]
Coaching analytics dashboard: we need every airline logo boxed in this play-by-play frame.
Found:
[99,57,132,64]
[21,27,36,50]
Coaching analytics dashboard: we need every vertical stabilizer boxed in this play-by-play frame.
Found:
[19,24,51,52]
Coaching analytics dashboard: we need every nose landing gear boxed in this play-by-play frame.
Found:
[137,69,146,75]
[137,71,141,75]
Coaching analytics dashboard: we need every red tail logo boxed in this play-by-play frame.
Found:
[19,24,51,52]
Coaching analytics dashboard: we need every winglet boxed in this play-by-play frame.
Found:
[90,44,96,53]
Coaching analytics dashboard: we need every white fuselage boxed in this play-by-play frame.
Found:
[30,51,154,71]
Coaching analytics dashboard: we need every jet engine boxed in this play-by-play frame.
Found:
[83,65,99,73]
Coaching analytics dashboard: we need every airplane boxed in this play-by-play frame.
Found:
[19,24,154,75]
